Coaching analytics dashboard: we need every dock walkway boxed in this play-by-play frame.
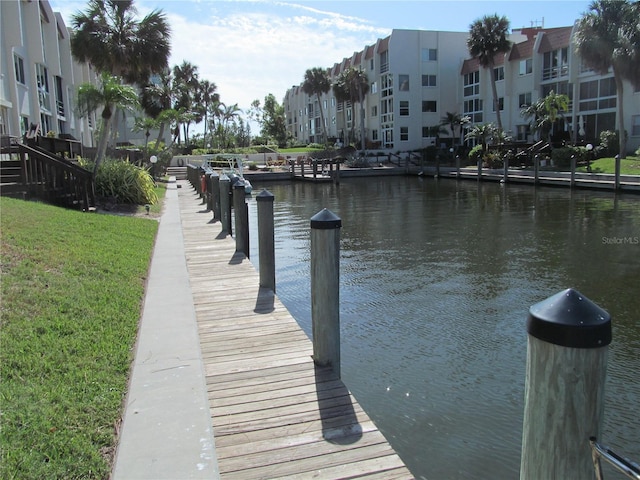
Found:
[179,181,413,479]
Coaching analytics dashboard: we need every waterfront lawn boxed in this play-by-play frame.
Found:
[578,155,640,175]
[0,197,158,479]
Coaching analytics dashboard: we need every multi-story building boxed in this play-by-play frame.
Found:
[284,26,640,154]
[1,0,98,146]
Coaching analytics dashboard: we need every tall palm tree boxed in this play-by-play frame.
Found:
[197,80,218,148]
[465,123,497,152]
[521,91,570,143]
[141,69,173,147]
[574,0,640,158]
[336,68,370,150]
[467,14,511,131]
[332,76,351,145]
[441,112,462,144]
[172,61,200,144]
[71,0,170,85]
[76,73,139,174]
[302,67,331,145]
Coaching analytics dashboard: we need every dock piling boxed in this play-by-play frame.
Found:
[233,183,249,257]
[256,189,275,292]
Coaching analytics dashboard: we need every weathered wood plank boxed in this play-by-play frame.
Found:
[177,182,414,479]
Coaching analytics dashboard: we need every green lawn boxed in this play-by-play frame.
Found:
[577,155,640,175]
[0,198,158,479]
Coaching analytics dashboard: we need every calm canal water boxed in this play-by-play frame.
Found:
[244,176,640,480]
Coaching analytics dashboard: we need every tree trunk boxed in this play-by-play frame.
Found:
[613,66,627,159]
[359,87,366,151]
[489,63,503,131]
[93,109,113,177]
[316,93,327,145]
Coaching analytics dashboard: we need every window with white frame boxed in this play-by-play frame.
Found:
[579,78,616,111]
[631,115,640,136]
[519,59,533,76]
[371,105,378,117]
[422,100,437,112]
[543,47,569,80]
[400,126,409,141]
[422,48,437,61]
[464,71,480,97]
[381,73,393,98]
[36,64,51,113]
[14,54,26,84]
[492,97,504,111]
[370,81,377,94]
[399,75,410,91]
[0,107,7,134]
[464,98,483,123]
[422,75,437,87]
[399,101,409,116]
[380,50,389,73]
[518,92,532,108]
[493,66,505,81]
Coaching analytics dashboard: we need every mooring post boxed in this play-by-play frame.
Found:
[614,154,621,191]
[456,155,461,179]
[477,156,482,182]
[570,155,576,188]
[534,154,540,185]
[256,189,275,292]
[503,154,509,183]
[334,161,340,185]
[520,288,611,480]
[310,208,342,378]
[219,175,231,235]
[210,171,220,222]
[205,171,213,210]
[233,183,249,258]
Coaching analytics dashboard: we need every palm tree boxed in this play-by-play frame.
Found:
[336,67,370,150]
[302,68,331,145]
[574,0,640,158]
[172,61,200,144]
[465,123,497,152]
[76,73,139,174]
[195,80,218,148]
[441,112,462,144]
[220,103,242,149]
[520,91,570,143]
[141,69,174,147]
[332,76,351,145]
[467,14,511,131]
[71,0,170,85]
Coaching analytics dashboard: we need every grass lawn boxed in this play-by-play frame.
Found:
[0,197,158,479]
[577,155,640,175]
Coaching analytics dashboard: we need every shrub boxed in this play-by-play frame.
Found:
[551,146,583,169]
[599,130,619,157]
[81,158,158,205]
[468,145,483,164]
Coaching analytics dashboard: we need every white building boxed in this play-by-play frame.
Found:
[285,26,640,154]
[1,0,98,145]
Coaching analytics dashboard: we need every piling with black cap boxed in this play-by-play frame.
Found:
[209,171,220,221]
[310,208,342,377]
[256,189,275,292]
[520,288,611,480]
[233,183,249,258]
[219,175,231,235]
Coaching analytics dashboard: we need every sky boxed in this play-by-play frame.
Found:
[49,0,593,132]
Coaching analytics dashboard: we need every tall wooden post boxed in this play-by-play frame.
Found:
[570,155,576,188]
[210,171,220,222]
[219,175,231,235]
[233,183,249,258]
[520,288,611,480]
[310,208,342,377]
[534,154,540,185]
[614,154,621,191]
[256,189,275,292]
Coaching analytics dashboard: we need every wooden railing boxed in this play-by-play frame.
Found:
[17,142,95,211]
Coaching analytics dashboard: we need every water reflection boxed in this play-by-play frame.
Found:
[247,177,640,479]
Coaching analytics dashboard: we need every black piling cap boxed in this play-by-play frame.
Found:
[310,208,342,229]
[256,189,274,202]
[527,288,611,348]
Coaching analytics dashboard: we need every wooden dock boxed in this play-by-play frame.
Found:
[178,183,414,479]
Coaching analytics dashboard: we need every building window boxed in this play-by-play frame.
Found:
[36,64,51,113]
[14,54,26,84]
[422,101,437,112]
[543,47,569,80]
[399,75,410,91]
[0,107,7,135]
[372,129,378,141]
[579,78,616,111]
[519,59,533,76]
[492,97,504,111]
[632,115,640,136]
[21,116,30,135]
[399,101,409,116]
[422,48,437,61]
[464,71,480,97]
[400,126,409,141]
[422,75,437,87]
[371,81,377,94]
[371,105,378,117]
[518,92,532,108]
[463,98,483,123]
[516,124,531,141]
[381,97,393,124]
[370,58,374,70]
[380,51,389,74]
[494,66,505,81]
[381,73,393,98]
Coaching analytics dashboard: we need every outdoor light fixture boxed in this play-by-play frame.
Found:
[586,144,593,173]
[150,155,158,180]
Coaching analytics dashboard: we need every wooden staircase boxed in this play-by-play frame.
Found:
[1,137,96,211]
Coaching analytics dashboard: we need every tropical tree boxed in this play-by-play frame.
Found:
[76,73,139,174]
[467,14,511,131]
[520,91,570,142]
[172,61,200,144]
[465,123,497,152]
[425,124,448,147]
[332,76,351,145]
[71,0,170,85]
[196,80,219,148]
[141,69,174,147]
[302,67,331,145]
[261,94,288,147]
[335,67,370,150]
[574,0,640,158]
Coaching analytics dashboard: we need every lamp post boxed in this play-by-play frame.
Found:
[150,155,158,181]
[586,143,593,173]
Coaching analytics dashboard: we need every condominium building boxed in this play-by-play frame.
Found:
[284,27,640,154]
[1,0,98,145]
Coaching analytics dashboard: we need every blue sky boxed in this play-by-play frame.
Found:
[50,0,592,130]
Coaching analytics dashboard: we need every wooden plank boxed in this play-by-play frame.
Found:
[177,182,414,479]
